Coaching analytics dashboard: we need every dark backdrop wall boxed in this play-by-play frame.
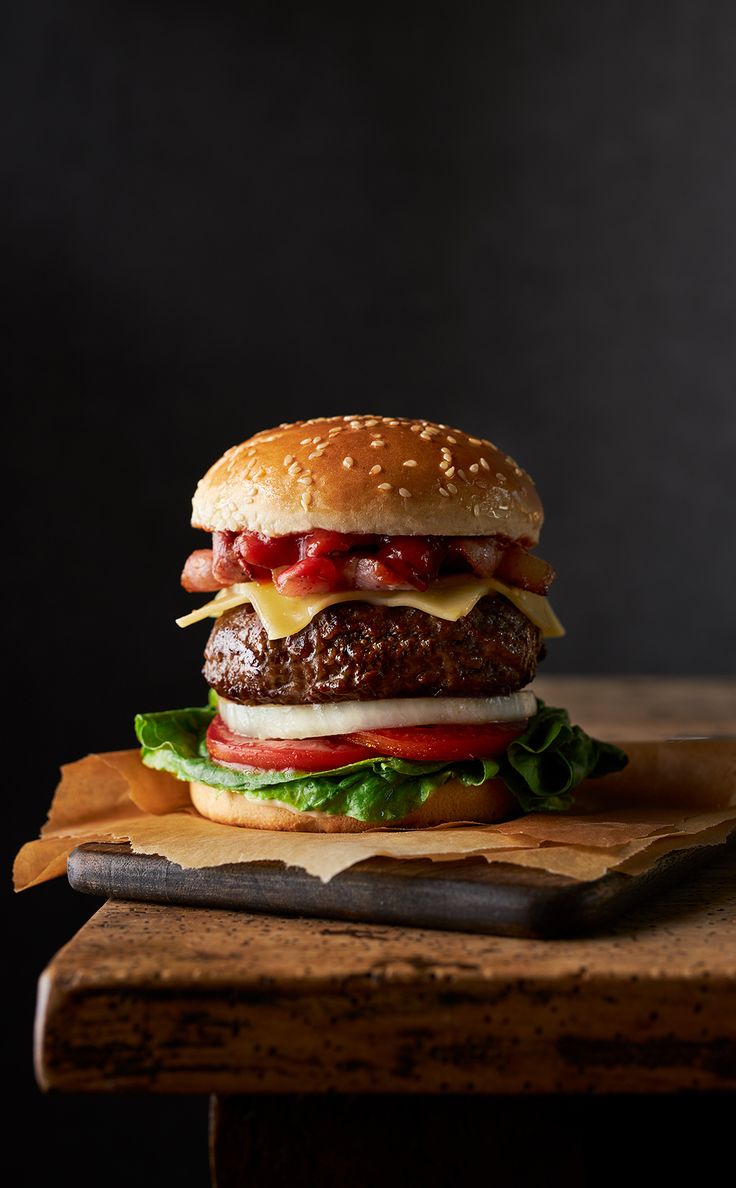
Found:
[5,3,735,1184]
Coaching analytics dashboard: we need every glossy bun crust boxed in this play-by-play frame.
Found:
[189,778,519,833]
[192,415,543,544]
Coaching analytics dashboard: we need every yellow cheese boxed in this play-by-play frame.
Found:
[176,576,565,641]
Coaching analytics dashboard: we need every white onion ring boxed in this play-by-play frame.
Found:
[217,691,536,740]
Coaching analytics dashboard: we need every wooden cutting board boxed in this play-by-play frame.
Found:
[66,834,734,938]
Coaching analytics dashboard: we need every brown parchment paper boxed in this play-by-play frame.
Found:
[13,739,736,888]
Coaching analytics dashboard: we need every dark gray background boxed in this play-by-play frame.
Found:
[5,2,734,1183]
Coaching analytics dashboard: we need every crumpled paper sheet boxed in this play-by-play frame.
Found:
[13,740,735,887]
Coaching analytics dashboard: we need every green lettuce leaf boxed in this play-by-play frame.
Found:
[134,699,627,823]
[499,701,628,812]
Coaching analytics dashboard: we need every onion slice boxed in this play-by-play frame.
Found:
[217,691,536,740]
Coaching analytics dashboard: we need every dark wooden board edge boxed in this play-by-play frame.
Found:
[67,830,735,938]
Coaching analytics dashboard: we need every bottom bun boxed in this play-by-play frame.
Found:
[189,778,519,833]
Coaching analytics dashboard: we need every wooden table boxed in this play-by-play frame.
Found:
[34,677,736,1187]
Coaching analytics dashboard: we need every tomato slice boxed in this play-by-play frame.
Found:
[346,722,526,762]
[206,715,374,771]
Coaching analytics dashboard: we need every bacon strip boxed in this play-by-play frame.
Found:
[180,549,221,593]
[212,531,249,585]
[449,537,502,578]
[495,543,555,595]
[181,532,556,597]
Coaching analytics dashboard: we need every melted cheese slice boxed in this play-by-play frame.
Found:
[176,576,565,641]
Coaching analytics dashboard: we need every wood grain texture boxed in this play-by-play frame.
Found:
[37,852,736,1095]
[66,838,734,938]
[533,675,736,740]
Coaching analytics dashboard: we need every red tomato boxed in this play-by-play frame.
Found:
[378,536,443,589]
[206,716,374,771]
[346,722,526,762]
[236,531,300,570]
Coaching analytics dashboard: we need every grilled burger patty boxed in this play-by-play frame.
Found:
[204,595,543,705]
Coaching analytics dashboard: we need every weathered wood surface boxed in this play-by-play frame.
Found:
[67,837,733,938]
[533,675,736,740]
[37,852,736,1095]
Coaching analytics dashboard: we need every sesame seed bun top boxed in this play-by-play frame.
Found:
[191,415,544,542]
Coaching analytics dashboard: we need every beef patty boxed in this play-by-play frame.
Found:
[204,595,543,705]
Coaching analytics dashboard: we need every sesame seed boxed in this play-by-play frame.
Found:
[438,487,449,497]
[445,466,455,478]
[439,460,450,470]
[370,439,385,448]
[498,504,509,511]
[447,483,458,494]
[398,487,412,498]
[419,431,432,441]
[300,437,311,445]
[307,452,321,460]
[446,435,457,444]
[377,482,392,491]
[386,419,400,427]
[468,436,482,445]
[312,435,322,443]
[441,447,452,458]
[480,457,490,471]
[469,463,479,473]
[301,491,313,510]
[457,469,466,480]
[425,426,440,436]
[297,475,313,485]
[288,462,301,475]
[283,454,294,466]
[343,456,354,469]
[473,504,481,517]
[410,424,422,432]
[403,459,418,467]
[328,427,342,436]
[350,420,361,429]
[363,419,378,427]
[369,464,382,476]
[514,466,523,477]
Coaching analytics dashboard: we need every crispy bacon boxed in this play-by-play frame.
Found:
[446,537,502,578]
[180,549,221,593]
[181,531,555,598]
[495,543,555,595]
[300,530,369,558]
[273,557,339,596]
[212,532,249,585]
[341,555,416,591]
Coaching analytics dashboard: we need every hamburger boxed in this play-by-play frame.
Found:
[135,415,626,831]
